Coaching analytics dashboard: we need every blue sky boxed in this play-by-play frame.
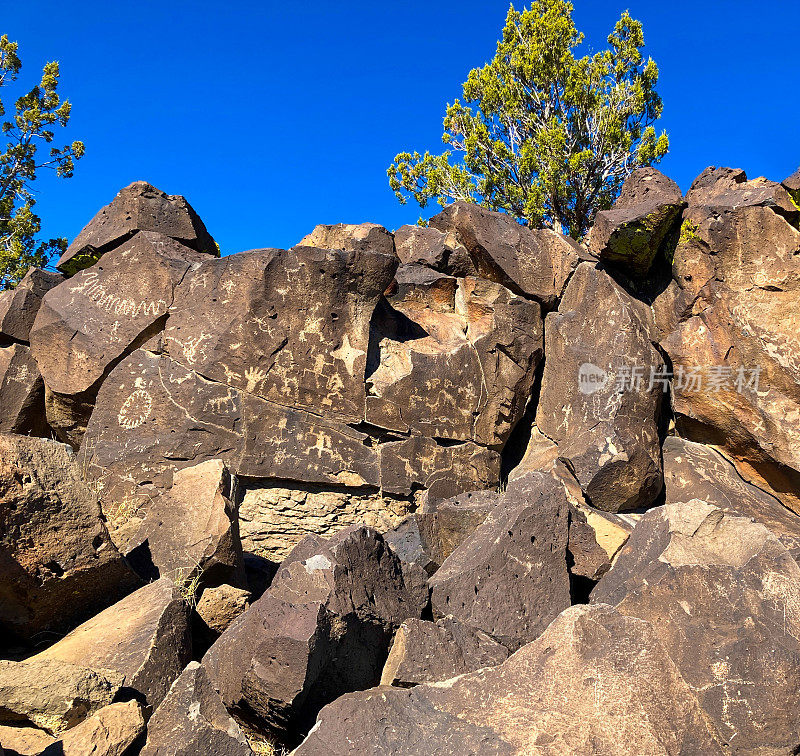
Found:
[4,1,799,255]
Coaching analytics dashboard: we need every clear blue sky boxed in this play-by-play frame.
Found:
[4,1,799,255]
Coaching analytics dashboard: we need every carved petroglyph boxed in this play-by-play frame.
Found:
[117,385,153,430]
[69,271,168,319]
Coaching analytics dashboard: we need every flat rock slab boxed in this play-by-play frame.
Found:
[57,180,217,274]
[34,578,191,709]
[0,268,62,344]
[42,700,145,756]
[294,603,724,755]
[0,434,139,643]
[593,501,800,752]
[141,662,252,756]
[380,616,509,687]
[429,470,571,651]
[538,261,665,511]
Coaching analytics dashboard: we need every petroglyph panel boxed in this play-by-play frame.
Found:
[238,483,413,560]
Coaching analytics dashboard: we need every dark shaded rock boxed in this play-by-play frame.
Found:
[567,503,612,584]
[34,578,191,709]
[140,662,252,756]
[429,201,585,307]
[368,270,542,449]
[537,262,665,511]
[57,181,217,275]
[382,516,438,576]
[593,501,800,752]
[784,168,800,202]
[380,616,508,687]
[415,489,499,566]
[0,268,62,344]
[295,603,724,755]
[123,459,245,588]
[393,225,475,276]
[0,658,123,735]
[0,434,140,644]
[30,232,207,445]
[43,700,145,756]
[0,344,48,436]
[663,436,800,560]
[203,526,428,740]
[659,167,800,513]
[588,167,684,277]
[428,470,571,650]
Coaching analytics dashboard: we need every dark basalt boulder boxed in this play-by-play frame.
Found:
[57,180,217,275]
[0,267,62,344]
[0,343,48,436]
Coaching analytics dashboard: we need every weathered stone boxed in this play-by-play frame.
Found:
[295,603,724,755]
[299,221,395,259]
[0,434,140,643]
[784,167,800,203]
[659,167,800,512]
[663,436,800,560]
[380,616,508,687]
[593,501,800,752]
[567,503,612,583]
[57,181,217,275]
[0,723,55,754]
[415,488,499,565]
[30,232,207,445]
[0,268,62,344]
[368,268,543,448]
[537,261,665,511]
[34,578,191,709]
[382,515,438,576]
[203,526,428,739]
[429,201,585,307]
[0,344,47,436]
[123,459,245,587]
[46,700,145,756]
[429,470,571,650]
[589,167,684,277]
[140,662,252,756]
[393,224,475,276]
[0,658,123,735]
[195,584,251,647]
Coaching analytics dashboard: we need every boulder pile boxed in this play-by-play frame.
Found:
[1,165,799,754]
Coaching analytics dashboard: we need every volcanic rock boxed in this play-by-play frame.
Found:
[589,167,684,277]
[0,268,62,344]
[0,434,139,643]
[537,261,665,511]
[57,181,217,275]
[380,616,509,687]
[0,344,47,436]
[45,700,145,756]
[299,221,395,259]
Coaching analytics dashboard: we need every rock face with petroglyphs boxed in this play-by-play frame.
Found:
[4,167,800,753]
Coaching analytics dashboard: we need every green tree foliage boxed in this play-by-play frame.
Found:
[388,1,668,238]
[0,34,84,289]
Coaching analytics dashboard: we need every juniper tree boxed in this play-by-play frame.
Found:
[388,1,668,238]
[0,34,84,289]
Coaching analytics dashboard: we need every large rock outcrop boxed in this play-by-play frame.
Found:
[0,434,140,644]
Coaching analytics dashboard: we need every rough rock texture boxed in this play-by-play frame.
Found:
[429,201,585,307]
[57,181,217,275]
[45,700,145,756]
[298,221,395,258]
[593,501,800,752]
[589,167,684,277]
[663,436,800,559]
[380,616,509,687]
[0,658,123,735]
[784,167,800,201]
[0,344,47,436]
[415,489,499,566]
[428,470,571,651]
[140,662,252,756]
[367,266,543,449]
[382,515,438,576]
[0,434,139,643]
[659,167,800,511]
[393,224,474,276]
[294,603,724,755]
[123,458,245,587]
[195,584,251,638]
[34,578,191,709]
[0,723,55,754]
[203,526,428,740]
[537,261,665,511]
[0,268,62,344]
[30,232,208,446]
